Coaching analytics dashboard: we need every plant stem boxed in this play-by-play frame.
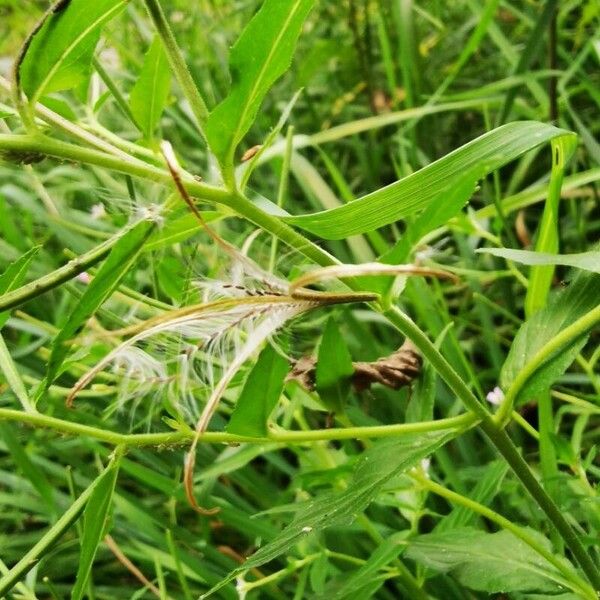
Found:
[92,57,140,129]
[2,131,598,589]
[0,134,229,205]
[496,302,600,423]
[479,422,600,590]
[384,306,600,590]
[0,228,120,313]
[142,0,209,137]
[0,408,475,448]
[0,455,120,596]
[412,472,596,599]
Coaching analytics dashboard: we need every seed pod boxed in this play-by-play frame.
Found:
[240,144,262,162]
[288,339,422,392]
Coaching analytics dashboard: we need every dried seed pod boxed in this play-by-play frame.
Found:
[352,340,421,391]
[288,339,422,392]
[240,145,262,162]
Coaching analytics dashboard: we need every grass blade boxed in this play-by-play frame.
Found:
[71,457,121,600]
[0,457,119,596]
[477,248,600,273]
[525,134,578,315]
[284,122,576,239]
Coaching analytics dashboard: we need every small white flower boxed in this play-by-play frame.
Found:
[301,526,313,533]
[486,386,504,406]
[76,272,91,284]
[90,203,106,219]
[420,458,431,473]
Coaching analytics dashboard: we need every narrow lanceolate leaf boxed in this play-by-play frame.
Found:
[315,317,354,414]
[17,0,128,104]
[204,430,456,597]
[477,248,600,274]
[71,459,121,600]
[0,246,40,328]
[406,528,575,594]
[129,35,171,140]
[205,0,315,169]
[525,134,578,315]
[284,122,576,239]
[45,219,155,388]
[227,344,288,437]
[501,268,600,405]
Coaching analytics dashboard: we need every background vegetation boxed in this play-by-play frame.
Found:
[0,1,599,598]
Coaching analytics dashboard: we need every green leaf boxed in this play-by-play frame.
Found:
[525,135,578,315]
[45,219,155,387]
[205,0,315,169]
[435,461,508,532]
[0,423,56,515]
[144,211,220,251]
[0,246,40,328]
[380,176,478,265]
[227,344,288,437]
[500,268,600,404]
[283,122,576,239]
[71,458,120,600]
[17,0,128,104]
[0,461,117,596]
[204,430,457,597]
[129,35,171,140]
[0,333,36,413]
[406,528,573,594]
[323,532,408,600]
[478,248,600,274]
[315,317,354,414]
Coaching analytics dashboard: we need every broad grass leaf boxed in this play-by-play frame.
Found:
[284,122,576,239]
[203,430,457,597]
[226,344,288,437]
[71,459,120,600]
[315,317,354,414]
[0,246,40,328]
[205,0,315,169]
[477,248,600,274]
[45,219,155,388]
[380,176,478,266]
[406,528,574,594]
[17,0,128,103]
[129,35,171,141]
[500,268,600,404]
